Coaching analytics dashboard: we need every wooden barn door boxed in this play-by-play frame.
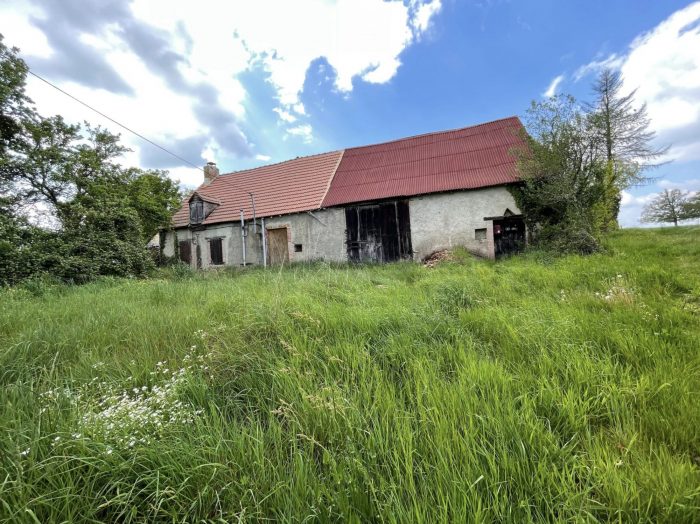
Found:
[267,227,289,265]
[345,200,412,263]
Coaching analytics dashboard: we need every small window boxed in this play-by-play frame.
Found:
[189,199,204,224]
[209,238,223,265]
[178,240,191,264]
[294,243,303,253]
[475,228,487,241]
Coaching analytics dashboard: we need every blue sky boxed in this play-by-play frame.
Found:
[2,0,699,226]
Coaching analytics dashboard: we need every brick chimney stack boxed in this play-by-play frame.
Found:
[203,161,219,186]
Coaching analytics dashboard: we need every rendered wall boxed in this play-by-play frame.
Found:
[162,186,520,267]
[162,207,347,268]
[408,186,520,260]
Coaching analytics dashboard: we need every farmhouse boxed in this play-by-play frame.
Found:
[161,116,527,267]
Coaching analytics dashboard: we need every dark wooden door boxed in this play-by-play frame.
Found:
[345,201,412,263]
[267,228,289,265]
[494,218,525,257]
[178,240,191,265]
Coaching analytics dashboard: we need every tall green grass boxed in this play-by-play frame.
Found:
[1,227,699,522]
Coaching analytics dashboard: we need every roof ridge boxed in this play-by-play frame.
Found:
[343,115,522,152]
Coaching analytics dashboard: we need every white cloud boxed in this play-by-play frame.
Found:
[621,190,655,207]
[619,190,657,227]
[573,54,624,82]
[575,2,700,163]
[0,0,442,181]
[255,154,272,162]
[273,108,297,123]
[542,74,564,98]
[411,0,442,35]
[286,124,314,144]
[657,178,700,190]
[221,0,441,113]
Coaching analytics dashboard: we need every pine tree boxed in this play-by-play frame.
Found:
[589,69,668,230]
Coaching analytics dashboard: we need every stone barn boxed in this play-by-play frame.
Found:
[161,116,527,268]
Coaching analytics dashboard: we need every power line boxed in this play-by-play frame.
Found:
[27,69,204,172]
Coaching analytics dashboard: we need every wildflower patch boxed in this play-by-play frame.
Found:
[40,343,213,453]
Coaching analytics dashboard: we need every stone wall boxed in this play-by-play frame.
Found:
[408,186,520,260]
[162,207,346,268]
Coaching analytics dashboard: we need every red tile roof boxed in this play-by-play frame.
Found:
[171,150,343,227]
[170,116,525,228]
[321,116,525,207]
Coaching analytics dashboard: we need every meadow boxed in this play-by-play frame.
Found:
[1,227,699,523]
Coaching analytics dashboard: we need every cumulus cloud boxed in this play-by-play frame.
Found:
[285,124,314,144]
[542,74,564,98]
[619,190,657,227]
[575,2,700,162]
[410,0,442,36]
[0,0,442,179]
[657,178,700,190]
[220,0,441,117]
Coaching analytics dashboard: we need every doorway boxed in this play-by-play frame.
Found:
[345,200,412,263]
[267,227,289,265]
[493,217,526,257]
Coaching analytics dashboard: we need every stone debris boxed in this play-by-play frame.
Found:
[423,250,453,268]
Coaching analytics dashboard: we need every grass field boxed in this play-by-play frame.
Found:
[1,227,699,522]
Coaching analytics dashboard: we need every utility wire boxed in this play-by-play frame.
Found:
[27,69,204,171]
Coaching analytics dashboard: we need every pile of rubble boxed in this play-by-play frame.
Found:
[423,250,453,268]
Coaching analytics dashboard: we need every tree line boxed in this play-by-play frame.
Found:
[1,36,181,286]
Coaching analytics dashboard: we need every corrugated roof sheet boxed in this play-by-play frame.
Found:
[171,150,343,228]
[321,116,525,207]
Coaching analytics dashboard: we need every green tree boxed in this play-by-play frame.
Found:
[588,69,668,230]
[681,192,700,221]
[641,189,689,227]
[0,34,182,284]
[513,95,607,253]
[0,34,32,157]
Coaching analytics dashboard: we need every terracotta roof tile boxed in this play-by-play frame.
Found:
[171,150,342,227]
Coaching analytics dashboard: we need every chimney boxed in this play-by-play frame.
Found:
[203,161,219,186]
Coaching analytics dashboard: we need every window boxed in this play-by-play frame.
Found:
[475,228,487,241]
[178,240,191,264]
[189,199,204,224]
[209,238,223,265]
[294,243,303,253]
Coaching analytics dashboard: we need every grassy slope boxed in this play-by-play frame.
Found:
[1,227,699,523]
